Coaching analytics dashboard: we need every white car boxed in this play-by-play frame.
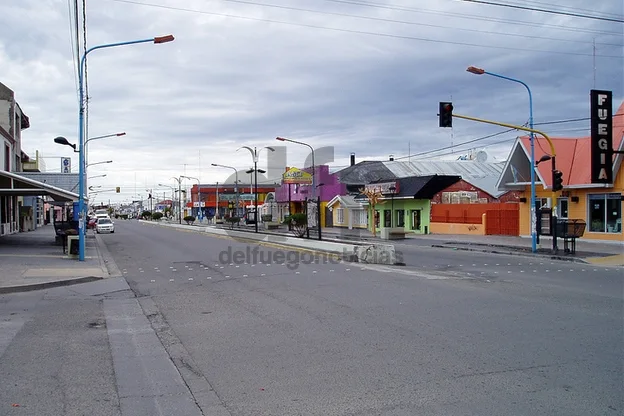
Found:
[96,217,115,233]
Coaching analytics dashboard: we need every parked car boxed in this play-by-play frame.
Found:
[96,217,115,234]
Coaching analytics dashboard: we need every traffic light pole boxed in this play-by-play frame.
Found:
[451,113,560,252]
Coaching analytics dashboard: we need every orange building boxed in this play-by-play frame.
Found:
[497,102,623,242]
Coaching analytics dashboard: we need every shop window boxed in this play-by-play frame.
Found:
[588,193,621,233]
[384,210,391,227]
[336,208,344,224]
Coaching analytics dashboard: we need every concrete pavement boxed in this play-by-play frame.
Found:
[96,220,622,415]
[0,224,117,293]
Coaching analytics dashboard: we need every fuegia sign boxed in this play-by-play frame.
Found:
[590,89,613,183]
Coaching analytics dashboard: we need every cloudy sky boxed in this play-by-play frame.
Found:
[2,0,623,203]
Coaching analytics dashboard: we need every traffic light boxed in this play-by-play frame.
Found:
[552,170,564,191]
[439,102,453,128]
[116,187,120,193]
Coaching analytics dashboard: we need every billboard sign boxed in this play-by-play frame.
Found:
[282,167,312,184]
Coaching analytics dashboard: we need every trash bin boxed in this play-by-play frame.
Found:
[67,235,79,256]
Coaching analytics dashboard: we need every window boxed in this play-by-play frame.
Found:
[396,209,405,227]
[588,193,621,233]
[384,210,391,227]
[336,208,344,224]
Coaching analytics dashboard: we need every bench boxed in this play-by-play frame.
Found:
[265,222,281,230]
[380,227,406,240]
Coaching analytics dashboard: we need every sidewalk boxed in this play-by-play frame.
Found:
[0,225,113,293]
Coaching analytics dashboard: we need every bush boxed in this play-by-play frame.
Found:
[152,212,163,220]
[184,215,196,225]
[282,213,308,237]
[141,211,152,219]
[225,216,241,229]
[261,214,273,222]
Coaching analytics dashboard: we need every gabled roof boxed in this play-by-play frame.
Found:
[335,161,395,185]
[383,160,505,197]
[327,194,366,208]
[498,103,624,190]
[398,175,462,199]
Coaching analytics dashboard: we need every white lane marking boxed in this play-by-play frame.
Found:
[329,269,334,272]
[188,278,193,281]
[207,277,212,280]
[169,279,174,282]
[172,269,177,272]
[346,268,351,271]
[313,271,317,274]
[243,274,248,277]
[151,280,155,283]
[261,273,266,276]
[235,265,240,268]
[295,271,300,274]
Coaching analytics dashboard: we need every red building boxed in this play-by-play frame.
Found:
[187,183,278,218]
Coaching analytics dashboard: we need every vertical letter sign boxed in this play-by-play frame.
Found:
[590,89,612,183]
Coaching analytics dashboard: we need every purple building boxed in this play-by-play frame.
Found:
[274,165,346,224]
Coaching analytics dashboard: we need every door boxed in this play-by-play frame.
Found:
[557,198,568,219]
[412,210,421,230]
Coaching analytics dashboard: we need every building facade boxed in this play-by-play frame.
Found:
[497,102,623,243]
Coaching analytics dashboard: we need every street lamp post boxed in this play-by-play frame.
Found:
[86,160,112,168]
[75,34,174,261]
[172,177,183,224]
[276,137,316,199]
[238,146,275,233]
[158,183,176,219]
[389,185,396,228]
[211,163,239,217]
[181,176,201,220]
[467,66,537,253]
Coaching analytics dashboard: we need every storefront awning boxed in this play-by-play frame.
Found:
[0,170,79,202]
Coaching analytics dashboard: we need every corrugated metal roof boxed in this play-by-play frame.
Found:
[382,160,506,197]
[16,172,79,193]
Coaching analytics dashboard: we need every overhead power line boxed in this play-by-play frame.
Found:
[461,0,624,23]
[320,0,623,36]
[211,0,621,46]
[106,0,622,58]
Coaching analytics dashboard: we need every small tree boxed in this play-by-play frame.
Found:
[360,186,382,236]
[225,216,241,229]
[164,207,172,218]
[283,213,308,237]
[183,215,195,225]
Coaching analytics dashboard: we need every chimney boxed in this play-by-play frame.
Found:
[389,154,394,161]
[350,152,355,166]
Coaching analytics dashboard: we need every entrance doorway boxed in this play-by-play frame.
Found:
[412,210,421,231]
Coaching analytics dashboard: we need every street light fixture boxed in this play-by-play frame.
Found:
[54,136,78,152]
[181,175,201,220]
[276,136,316,198]
[238,146,275,233]
[88,174,107,179]
[86,160,113,168]
[172,177,184,224]
[75,35,175,261]
[211,163,240,216]
[467,65,538,253]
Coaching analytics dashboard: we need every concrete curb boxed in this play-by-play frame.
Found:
[431,244,591,264]
[0,276,103,295]
[140,220,402,266]
[94,232,123,277]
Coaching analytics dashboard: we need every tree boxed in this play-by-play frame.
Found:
[360,186,382,236]
[283,213,308,237]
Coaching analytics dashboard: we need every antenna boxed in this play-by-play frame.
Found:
[593,37,596,88]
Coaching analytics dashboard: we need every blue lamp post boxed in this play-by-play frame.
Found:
[467,66,537,253]
[76,35,174,260]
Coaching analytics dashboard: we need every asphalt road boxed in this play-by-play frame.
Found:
[99,221,622,415]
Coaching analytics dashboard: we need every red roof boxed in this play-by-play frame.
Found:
[519,101,624,187]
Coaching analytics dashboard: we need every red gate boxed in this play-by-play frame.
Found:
[486,209,519,236]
